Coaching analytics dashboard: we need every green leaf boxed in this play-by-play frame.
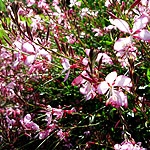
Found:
[140,67,146,69]
[99,41,113,45]
[0,0,6,12]
[147,68,150,82]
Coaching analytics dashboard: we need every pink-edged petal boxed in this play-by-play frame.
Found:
[76,1,81,7]
[80,81,90,95]
[24,55,36,65]
[25,121,39,130]
[86,87,96,100]
[114,36,133,51]
[14,41,22,49]
[148,1,150,8]
[82,57,89,65]
[22,42,35,54]
[116,51,124,57]
[96,53,103,62]
[72,71,88,86]
[72,75,83,86]
[39,130,50,139]
[105,71,117,85]
[106,90,127,108]
[85,49,90,56]
[96,53,113,64]
[109,19,131,33]
[80,86,87,95]
[118,91,128,108]
[141,0,148,6]
[23,114,31,123]
[132,15,148,33]
[39,49,52,61]
[63,69,70,82]
[97,81,109,94]
[134,29,150,41]
[115,75,132,87]
[62,58,70,70]
[114,144,121,149]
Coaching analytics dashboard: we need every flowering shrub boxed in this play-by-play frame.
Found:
[0,0,150,149]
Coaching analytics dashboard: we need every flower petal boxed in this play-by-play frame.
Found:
[134,29,150,41]
[85,49,90,56]
[80,81,90,95]
[106,90,127,108]
[115,75,132,87]
[96,53,113,64]
[39,130,50,139]
[114,37,133,51]
[109,19,131,33]
[22,42,35,54]
[72,75,84,86]
[24,55,36,65]
[63,70,70,82]
[23,114,31,123]
[97,81,109,94]
[62,58,70,70]
[132,15,148,33]
[105,71,117,85]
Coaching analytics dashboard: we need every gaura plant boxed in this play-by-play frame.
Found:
[0,0,149,149]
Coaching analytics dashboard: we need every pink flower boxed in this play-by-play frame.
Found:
[61,58,79,82]
[39,130,50,139]
[20,114,40,131]
[13,40,51,68]
[69,0,81,7]
[85,49,113,65]
[6,116,16,129]
[72,72,86,86]
[96,53,113,65]
[110,15,150,43]
[110,15,149,67]
[114,36,133,52]
[138,0,150,20]
[61,58,71,82]
[114,140,146,150]
[52,108,64,119]
[97,71,132,108]
[57,129,69,142]
[27,0,35,7]
[105,0,120,7]
[66,34,76,44]
[37,0,49,10]
[114,38,137,67]
[52,0,59,6]
[72,70,97,100]
[39,124,55,139]
[92,28,103,36]
[80,80,97,100]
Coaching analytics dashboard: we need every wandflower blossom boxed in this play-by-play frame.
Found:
[72,70,97,100]
[97,71,132,108]
[110,15,150,51]
[20,114,40,131]
[114,139,146,150]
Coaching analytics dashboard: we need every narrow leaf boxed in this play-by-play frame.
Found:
[26,22,33,41]
[46,27,49,41]
[147,68,150,82]
[54,36,62,52]
[98,55,103,71]
[3,36,12,46]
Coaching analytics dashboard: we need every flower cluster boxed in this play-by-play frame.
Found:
[0,0,149,149]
